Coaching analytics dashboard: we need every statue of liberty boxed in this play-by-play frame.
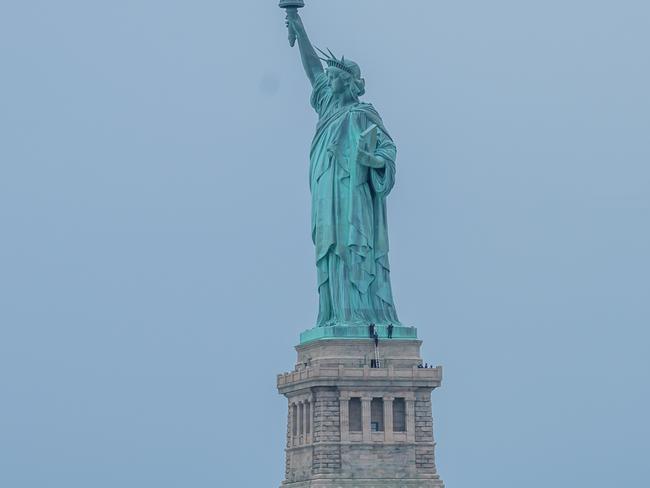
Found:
[285,9,401,328]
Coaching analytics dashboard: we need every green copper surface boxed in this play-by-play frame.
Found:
[300,325,418,345]
[279,0,304,8]
[284,7,402,334]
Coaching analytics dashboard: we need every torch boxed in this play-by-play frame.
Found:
[279,0,305,47]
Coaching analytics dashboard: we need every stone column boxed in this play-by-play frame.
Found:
[305,399,311,443]
[290,402,296,447]
[339,392,350,442]
[361,395,372,442]
[383,395,394,442]
[309,396,314,442]
[406,396,416,443]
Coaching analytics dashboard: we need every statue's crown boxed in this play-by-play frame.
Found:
[316,47,360,79]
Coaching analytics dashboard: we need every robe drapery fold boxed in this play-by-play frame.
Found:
[309,72,400,327]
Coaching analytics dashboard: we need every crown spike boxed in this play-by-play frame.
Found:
[315,46,331,59]
[316,47,357,77]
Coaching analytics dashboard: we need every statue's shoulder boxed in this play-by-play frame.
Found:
[352,102,380,114]
[351,102,383,122]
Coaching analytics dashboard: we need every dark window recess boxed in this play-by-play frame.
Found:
[349,398,362,432]
[371,398,384,432]
[393,398,406,432]
[305,402,311,434]
[292,404,298,436]
[299,403,304,435]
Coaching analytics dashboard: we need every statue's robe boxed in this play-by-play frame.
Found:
[310,72,400,326]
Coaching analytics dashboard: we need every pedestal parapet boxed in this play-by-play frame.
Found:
[277,337,444,488]
[300,324,418,344]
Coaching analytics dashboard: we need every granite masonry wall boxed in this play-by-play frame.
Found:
[278,339,444,488]
[312,387,341,475]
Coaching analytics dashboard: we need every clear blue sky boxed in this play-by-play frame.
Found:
[1,1,648,487]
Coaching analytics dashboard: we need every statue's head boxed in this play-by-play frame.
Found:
[317,48,366,100]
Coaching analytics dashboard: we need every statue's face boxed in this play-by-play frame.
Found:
[327,67,350,95]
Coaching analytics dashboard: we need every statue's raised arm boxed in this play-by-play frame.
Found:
[285,10,324,86]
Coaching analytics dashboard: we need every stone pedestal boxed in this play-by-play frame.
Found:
[277,336,444,488]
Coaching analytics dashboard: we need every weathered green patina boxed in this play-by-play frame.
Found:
[300,324,418,345]
[282,5,415,342]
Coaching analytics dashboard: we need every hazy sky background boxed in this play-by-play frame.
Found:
[1,1,648,487]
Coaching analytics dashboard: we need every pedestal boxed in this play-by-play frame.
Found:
[277,331,445,488]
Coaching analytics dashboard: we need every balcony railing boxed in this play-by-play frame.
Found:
[277,364,442,387]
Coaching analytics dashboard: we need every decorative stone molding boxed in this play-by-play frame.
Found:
[278,364,442,391]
